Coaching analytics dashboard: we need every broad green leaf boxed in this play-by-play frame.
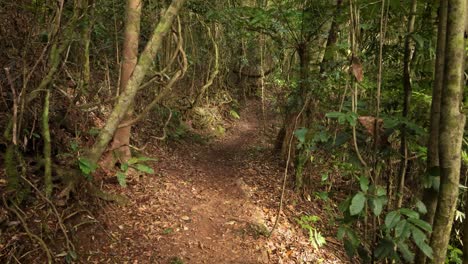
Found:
[408,218,432,232]
[120,163,129,172]
[375,238,395,259]
[229,109,240,119]
[344,239,356,258]
[337,226,346,240]
[383,117,400,129]
[339,197,352,213]
[326,112,345,119]
[397,241,414,263]
[116,172,127,187]
[135,164,154,174]
[359,176,369,192]
[346,228,360,246]
[376,186,387,196]
[346,112,358,127]
[385,211,401,229]
[416,200,428,214]
[127,156,157,165]
[370,196,386,216]
[294,128,309,144]
[410,223,427,245]
[127,157,140,165]
[395,219,409,239]
[411,224,433,259]
[350,192,366,216]
[400,208,419,219]
[78,158,97,176]
[418,242,433,259]
[411,33,425,48]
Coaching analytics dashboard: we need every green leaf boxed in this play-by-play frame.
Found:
[400,208,419,219]
[397,241,414,263]
[116,172,127,187]
[410,224,433,259]
[416,200,428,214]
[120,162,129,172]
[127,157,140,165]
[338,197,352,213]
[410,223,426,245]
[337,226,346,240]
[344,239,356,258]
[376,186,387,196]
[408,218,432,232]
[383,117,400,129]
[294,128,308,144]
[326,112,345,119]
[229,109,240,119]
[359,176,369,192]
[127,156,157,165]
[349,192,366,216]
[395,219,409,239]
[370,196,386,216]
[346,112,358,127]
[135,164,154,174]
[385,211,401,229]
[375,238,395,259]
[411,33,425,48]
[78,158,98,176]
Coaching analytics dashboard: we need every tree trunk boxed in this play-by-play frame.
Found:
[430,0,466,262]
[86,0,186,165]
[103,0,142,168]
[396,0,417,209]
[320,0,342,73]
[277,42,311,190]
[415,1,447,263]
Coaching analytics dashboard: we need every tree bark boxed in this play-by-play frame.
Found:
[430,0,466,262]
[319,0,342,73]
[86,0,186,165]
[416,1,447,263]
[396,0,417,209]
[103,0,142,168]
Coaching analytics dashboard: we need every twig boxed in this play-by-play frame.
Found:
[151,105,173,141]
[2,195,53,264]
[20,176,75,252]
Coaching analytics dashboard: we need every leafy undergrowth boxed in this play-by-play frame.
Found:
[1,100,348,263]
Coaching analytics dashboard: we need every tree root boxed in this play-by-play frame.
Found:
[2,195,53,264]
[87,184,130,205]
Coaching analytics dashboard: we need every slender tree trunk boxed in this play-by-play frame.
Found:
[416,1,447,263]
[430,0,466,262]
[78,0,93,93]
[320,0,342,73]
[396,0,417,209]
[86,0,186,165]
[103,0,142,167]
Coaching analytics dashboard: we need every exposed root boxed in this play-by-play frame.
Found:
[2,195,53,264]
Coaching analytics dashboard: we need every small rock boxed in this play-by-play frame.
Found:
[181,216,191,221]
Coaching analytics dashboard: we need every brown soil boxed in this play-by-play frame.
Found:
[73,100,347,264]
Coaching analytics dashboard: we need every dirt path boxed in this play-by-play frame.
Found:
[75,101,345,263]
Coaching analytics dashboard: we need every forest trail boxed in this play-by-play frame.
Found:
[75,100,345,264]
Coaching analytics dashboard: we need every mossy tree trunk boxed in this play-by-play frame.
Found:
[415,1,447,263]
[102,0,142,168]
[429,0,466,262]
[86,0,186,165]
[77,0,94,94]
